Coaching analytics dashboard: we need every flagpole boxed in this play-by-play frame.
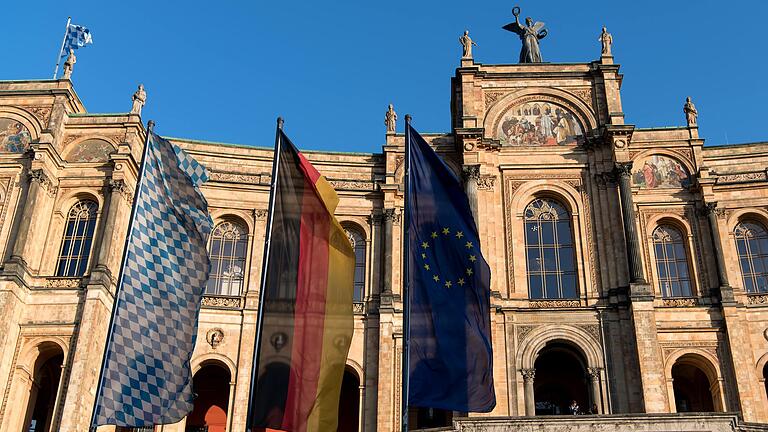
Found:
[401,114,413,432]
[245,116,283,432]
[53,16,71,79]
[88,120,155,431]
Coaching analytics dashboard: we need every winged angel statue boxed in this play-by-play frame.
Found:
[503,6,548,63]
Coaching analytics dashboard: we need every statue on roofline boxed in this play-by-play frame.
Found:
[503,6,547,63]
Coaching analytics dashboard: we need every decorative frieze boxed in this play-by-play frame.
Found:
[327,180,375,191]
[715,171,767,185]
[44,277,81,288]
[528,299,581,308]
[747,294,768,305]
[200,295,243,309]
[662,297,699,307]
[208,171,266,185]
[477,175,497,191]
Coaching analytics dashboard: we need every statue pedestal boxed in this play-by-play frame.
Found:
[600,54,614,65]
[461,57,474,67]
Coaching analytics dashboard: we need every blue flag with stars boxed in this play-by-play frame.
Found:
[406,124,495,412]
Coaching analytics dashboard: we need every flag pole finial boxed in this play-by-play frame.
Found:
[147,120,156,131]
[277,117,284,130]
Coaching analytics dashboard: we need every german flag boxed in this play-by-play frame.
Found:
[248,129,355,432]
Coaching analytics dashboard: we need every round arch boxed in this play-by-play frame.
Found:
[191,352,237,378]
[484,87,598,139]
[645,215,701,298]
[518,324,603,370]
[0,106,44,139]
[209,211,253,235]
[664,350,725,412]
[724,209,768,293]
[629,149,696,180]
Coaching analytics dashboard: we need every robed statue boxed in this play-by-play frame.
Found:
[503,6,547,63]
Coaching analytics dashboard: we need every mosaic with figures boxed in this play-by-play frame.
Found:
[497,101,583,146]
[632,155,690,189]
[0,118,31,153]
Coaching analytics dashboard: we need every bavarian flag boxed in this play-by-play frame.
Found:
[407,123,496,412]
[249,128,355,432]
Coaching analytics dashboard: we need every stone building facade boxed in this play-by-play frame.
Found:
[1,45,768,432]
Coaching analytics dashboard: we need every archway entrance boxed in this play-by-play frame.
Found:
[23,345,64,432]
[186,364,230,432]
[671,357,716,412]
[337,367,359,432]
[533,342,589,415]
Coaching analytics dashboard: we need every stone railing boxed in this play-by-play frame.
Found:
[662,297,699,307]
[446,413,767,432]
[43,277,82,289]
[200,295,243,309]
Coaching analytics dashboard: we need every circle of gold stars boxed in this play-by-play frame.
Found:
[420,226,477,289]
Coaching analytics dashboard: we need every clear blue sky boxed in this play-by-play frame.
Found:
[4,1,767,152]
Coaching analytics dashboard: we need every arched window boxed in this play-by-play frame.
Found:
[207,221,248,296]
[733,220,768,293]
[652,225,693,297]
[524,198,578,299]
[345,228,366,302]
[55,200,99,277]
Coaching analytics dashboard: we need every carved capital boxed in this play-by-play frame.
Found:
[477,175,497,191]
[587,367,602,380]
[368,212,384,226]
[383,208,401,225]
[703,202,727,219]
[521,368,536,382]
[613,162,633,179]
[109,179,133,204]
[462,164,481,182]
[28,169,58,196]
[253,208,268,220]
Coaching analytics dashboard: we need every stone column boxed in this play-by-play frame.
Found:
[614,162,645,283]
[382,208,399,301]
[521,368,536,416]
[92,179,130,281]
[462,164,480,221]
[588,367,603,414]
[358,384,365,432]
[10,169,57,269]
[703,202,730,288]
[226,381,236,432]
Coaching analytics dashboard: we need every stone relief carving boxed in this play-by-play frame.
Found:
[484,91,507,110]
[569,88,593,108]
[25,106,52,126]
[747,294,768,305]
[716,172,767,184]
[44,278,82,288]
[327,180,375,191]
[254,209,268,220]
[205,328,224,349]
[529,300,581,308]
[208,171,265,185]
[662,297,698,307]
[383,208,402,225]
[201,295,243,309]
[516,325,536,344]
[477,175,497,191]
[576,324,601,343]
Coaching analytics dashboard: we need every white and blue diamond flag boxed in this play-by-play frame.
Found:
[92,130,213,427]
[61,24,93,59]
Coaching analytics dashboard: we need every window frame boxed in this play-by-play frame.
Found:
[54,200,99,277]
[733,219,768,294]
[651,224,695,298]
[206,220,249,297]
[344,225,367,303]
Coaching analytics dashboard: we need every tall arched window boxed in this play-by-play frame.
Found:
[207,221,248,296]
[55,200,99,277]
[733,220,768,293]
[345,228,366,302]
[524,198,578,299]
[652,225,693,297]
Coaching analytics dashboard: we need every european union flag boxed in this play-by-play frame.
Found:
[406,124,495,412]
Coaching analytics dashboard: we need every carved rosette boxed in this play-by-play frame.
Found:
[28,169,58,197]
[521,368,536,382]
